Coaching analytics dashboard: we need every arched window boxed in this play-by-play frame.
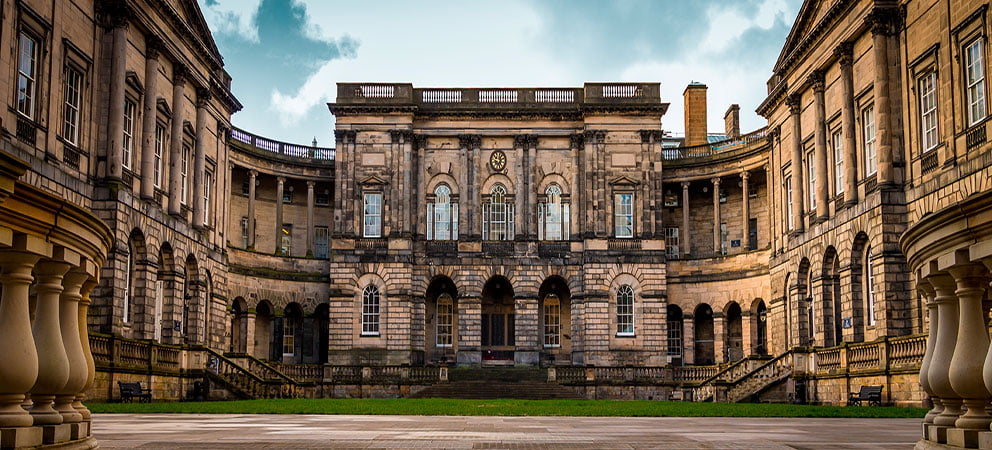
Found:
[362,285,381,336]
[428,185,458,240]
[436,293,453,347]
[123,243,134,323]
[543,294,561,347]
[539,185,570,241]
[616,285,635,336]
[865,246,876,326]
[482,185,514,240]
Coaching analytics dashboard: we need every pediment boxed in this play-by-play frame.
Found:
[125,71,144,93]
[359,175,389,186]
[178,0,224,62]
[157,98,172,117]
[609,175,640,186]
[773,0,827,71]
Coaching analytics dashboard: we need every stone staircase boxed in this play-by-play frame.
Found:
[411,366,584,400]
[692,351,794,403]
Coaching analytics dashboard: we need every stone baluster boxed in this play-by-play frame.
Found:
[917,280,941,425]
[54,267,88,425]
[0,249,42,428]
[247,170,257,249]
[681,181,691,256]
[74,277,99,422]
[29,252,76,425]
[139,37,161,200]
[712,177,721,254]
[947,263,992,444]
[927,272,963,433]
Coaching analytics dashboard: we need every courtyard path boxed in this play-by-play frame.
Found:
[93,413,920,449]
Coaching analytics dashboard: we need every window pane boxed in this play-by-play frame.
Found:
[967,39,987,126]
[543,294,560,348]
[616,285,634,335]
[17,32,37,118]
[364,193,382,237]
[363,285,381,335]
[122,100,135,169]
[62,66,82,144]
[919,72,939,152]
[863,106,876,176]
[614,193,633,238]
[832,130,844,195]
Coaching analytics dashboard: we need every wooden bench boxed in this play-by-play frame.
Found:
[847,385,882,406]
[118,381,152,403]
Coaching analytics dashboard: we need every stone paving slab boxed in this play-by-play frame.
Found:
[92,414,921,449]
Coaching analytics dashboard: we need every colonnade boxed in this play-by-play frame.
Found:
[917,243,992,447]
[677,170,753,257]
[243,169,321,256]
[0,239,100,445]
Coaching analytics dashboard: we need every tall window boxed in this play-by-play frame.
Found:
[865,246,876,327]
[62,65,82,144]
[863,105,877,176]
[482,185,514,240]
[539,185,569,241]
[203,171,213,226]
[665,227,680,258]
[544,294,561,348]
[436,293,453,347]
[181,145,191,204]
[122,100,136,170]
[785,176,794,230]
[279,224,292,256]
[362,285,381,335]
[16,32,38,118]
[806,149,816,210]
[363,193,382,238]
[966,38,986,126]
[832,130,844,195]
[919,71,939,152]
[240,217,249,248]
[720,222,728,255]
[614,193,634,238]
[314,226,329,258]
[282,317,296,356]
[616,285,635,336]
[428,185,457,240]
[123,244,134,324]
[154,125,165,188]
[667,317,683,358]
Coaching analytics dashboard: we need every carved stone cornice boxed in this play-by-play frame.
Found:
[333,130,357,143]
[807,70,825,92]
[786,93,803,115]
[833,42,854,67]
[583,130,606,144]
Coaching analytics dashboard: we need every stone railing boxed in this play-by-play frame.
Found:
[323,366,444,385]
[725,351,795,402]
[662,127,768,161]
[272,362,324,383]
[89,333,183,374]
[230,127,335,161]
[333,83,662,110]
[807,334,926,375]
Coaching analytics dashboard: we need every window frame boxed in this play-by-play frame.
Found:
[15,30,40,119]
[785,175,794,230]
[279,224,292,256]
[862,104,877,177]
[154,123,166,188]
[122,98,137,170]
[363,192,383,238]
[362,285,381,336]
[180,143,191,205]
[665,226,680,259]
[965,37,987,127]
[436,293,454,348]
[314,226,329,259]
[282,316,296,357]
[615,285,635,336]
[540,184,569,241]
[203,169,213,226]
[919,70,939,153]
[806,148,816,211]
[482,184,514,241]
[613,192,634,239]
[831,129,844,196]
[61,63,83,145]
[429,184,454,241]
[865,246,877,327]
[543,294,561,348]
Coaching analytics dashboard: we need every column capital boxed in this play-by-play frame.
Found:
[711,177,721,186]
[740,170,750,180]
[807,70,826,92]
[145,35,164,59]
[173,64,189,85]
[865,7,902,36]
[306,180,315,188]
[460,134,482,149]
[249,169,258,178]
[196,87,212,106]
[569,133,584,149]
[681,181,690,189]
[786,93,802,115]
[834,42,854,66]
[276,176,286,184]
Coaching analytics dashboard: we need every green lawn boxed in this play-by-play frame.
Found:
[88,398,926,418]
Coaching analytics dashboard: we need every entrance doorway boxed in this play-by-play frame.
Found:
[481,276,514,362]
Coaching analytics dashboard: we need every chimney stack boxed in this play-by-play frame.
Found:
[684,83,708,147]
[724,104,741,139]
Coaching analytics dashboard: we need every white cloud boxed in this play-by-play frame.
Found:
[201,0,263,43]
[699,0,794,54]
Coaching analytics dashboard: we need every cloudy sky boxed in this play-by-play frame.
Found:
[199,0,803,146]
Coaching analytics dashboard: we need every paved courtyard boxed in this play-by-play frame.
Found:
[93,413,921,449]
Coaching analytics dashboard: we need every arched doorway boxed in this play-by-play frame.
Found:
[539,276,571,364]
[254,301,273,360]
[280,303,304,363]
[798,258,813,347]
[753,299,768,355]
[667,305,684,366]
[230,297,248,353]
[481,276,514,363]
[694,304,715,365]
[725,302,743,361]
[822,247,842,346]
[426,276,458,364]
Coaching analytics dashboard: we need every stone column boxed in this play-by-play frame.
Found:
[247,170,257,249]
[514,296,540,365]
[786,94,805,232]
[947,264,992,435]
[835,43,859,205]
[741,171,750,250]
[275,177,285,254]
[192,89,210,229]
[29,257,73,425]
[54,268,88,425]
[681,181,691,256]
[810,71,829,222]
[106,19,128,181]
[139,38,161,199]
[868,10,897,188]
[712,177,721,255]
[0,250,41,428]
[74,277,98,422]
[714,314,726,364]
[928,273,963,428]
[683,316,695,365]
[306,181,315,256]
[456,296,481,366]
[167,65,187,216]
[244,310,257,357]
[917,280,942,425]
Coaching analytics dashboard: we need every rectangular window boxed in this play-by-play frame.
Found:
[282,319,295,356]
[863,105,877,176]
[966,38,986,126]
[62,65,82,145]
[241,179,250,196]
[240,217,249,249]
[667,320,683,358]
[614,193,633,238]
[832,130,844,195]
[919,71,939,152]
[543,296,561,348]
[279,224,292,256]
[203,170,213,226]
[665,227,680,259]
[806,149,816,210]
[122,100,136,170]
[785,176,794,230]
[436,296,453,347]
[362,287,381,336]
[363,193,382,237]
[748,217,758,251]
[16,32,38,118]
[720,222,728,255]
[282,189,292,203]
[315,192,330,206]
[314,226,329,258]
[181,145,191,204]
[154,125,165,188]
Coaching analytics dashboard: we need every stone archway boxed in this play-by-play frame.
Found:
[724,302,743,362]
[481,276,514,363]
[694,304,715,365]
[538,276,571,364]
[230,297,248,353]
[426,276,458,364]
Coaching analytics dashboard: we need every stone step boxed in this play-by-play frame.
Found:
[411,381,583,400]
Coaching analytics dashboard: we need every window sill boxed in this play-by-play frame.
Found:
[543,345,561,349]
[360,332,380,337]
[615,333,636,338]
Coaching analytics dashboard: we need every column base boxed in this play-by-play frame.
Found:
[42,423,71,445]
[927,425,951,444]
[948,428,981,448]
[0,426,42,448]
[69,421,89,440]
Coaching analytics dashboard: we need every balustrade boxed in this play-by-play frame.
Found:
[230,127,335,161]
